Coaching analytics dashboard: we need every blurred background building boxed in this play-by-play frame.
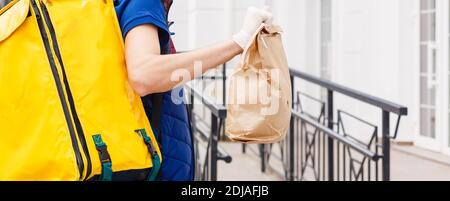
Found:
[169,0,450,156]
[1,0,450,180]
[168,0,450,181]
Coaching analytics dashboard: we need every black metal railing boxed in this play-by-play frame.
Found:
[186,63,408,181]
[285,69,407,181]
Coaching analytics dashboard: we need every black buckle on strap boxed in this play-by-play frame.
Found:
[143,141,158,159]
[96,145,111,164]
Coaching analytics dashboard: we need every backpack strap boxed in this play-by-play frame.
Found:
[92,134,112,181]
[150,93,163,143]
[135,129,161,181]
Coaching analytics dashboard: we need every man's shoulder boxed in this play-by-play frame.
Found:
[115,0,166,18]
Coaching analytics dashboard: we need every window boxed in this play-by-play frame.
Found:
[320,0,332,80]
[419,0,437,138]
[320,0,332,101]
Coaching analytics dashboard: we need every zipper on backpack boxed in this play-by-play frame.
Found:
[30,0,89,180]
[39,0,93,181]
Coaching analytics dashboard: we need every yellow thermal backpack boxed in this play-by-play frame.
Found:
[0,0,161,181]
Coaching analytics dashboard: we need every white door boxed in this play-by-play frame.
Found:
[442,0,450,154]
[417,0,440,151]
[416,0,450,153]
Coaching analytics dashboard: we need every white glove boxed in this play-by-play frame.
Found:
[233,6,273,49]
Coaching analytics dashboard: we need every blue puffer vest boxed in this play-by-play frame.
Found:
[142,89,194,181]
[141,18,195,181]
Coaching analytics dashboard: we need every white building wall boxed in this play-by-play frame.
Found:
[332,0,405,141]
[398,0,420,142]
[170,0,266,51]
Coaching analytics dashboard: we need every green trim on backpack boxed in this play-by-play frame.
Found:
[135,129,161,181]
[92,134,112,181]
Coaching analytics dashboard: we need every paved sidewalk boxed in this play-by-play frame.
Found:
[217,143,284,181]
[391,145,450,181]
[217,143,450,181]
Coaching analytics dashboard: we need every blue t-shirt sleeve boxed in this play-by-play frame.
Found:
[115,0,170,46]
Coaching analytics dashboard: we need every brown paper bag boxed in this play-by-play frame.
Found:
[226,24,292,144]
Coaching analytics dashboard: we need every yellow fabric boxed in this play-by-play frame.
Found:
[0,0,28,42]
[0,0,161,181]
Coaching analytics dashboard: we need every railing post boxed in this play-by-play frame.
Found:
[189,88,196,135]
[222,63,227,142]
[260,144,266,173]
[289,75,295,181]
[327,90,334,181]
[222,63,227,106]
[289,118,295,180]
[382,110,390,181]
[210,113,219,181]
[188,89,198,180]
